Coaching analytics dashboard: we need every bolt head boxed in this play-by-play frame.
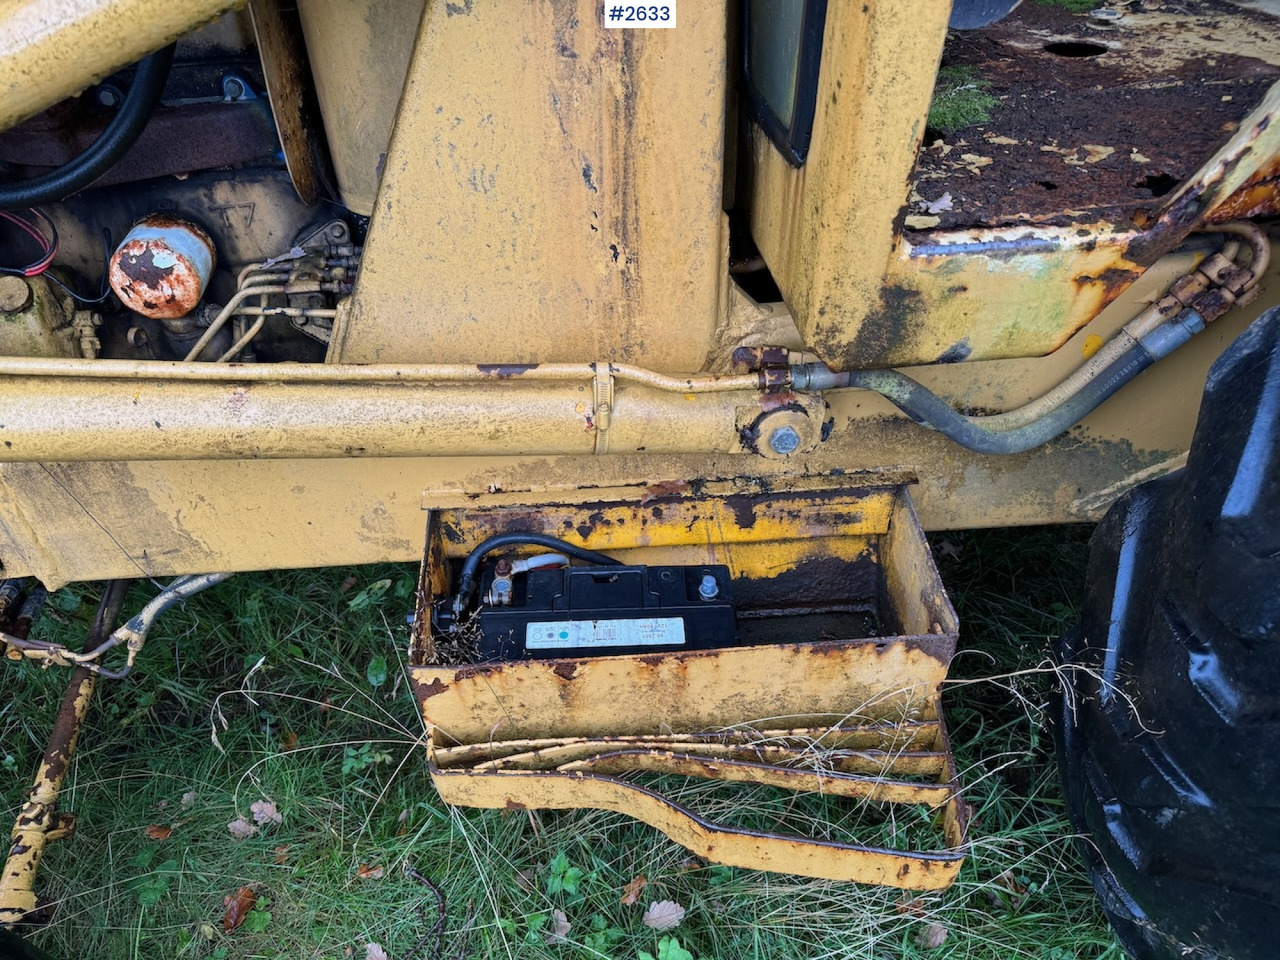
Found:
[0,275,31,313]
[768,425,802,455]
[698,574,720,601]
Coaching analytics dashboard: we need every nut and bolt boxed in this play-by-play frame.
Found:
[768,425,802,456]
[698,574,720,601]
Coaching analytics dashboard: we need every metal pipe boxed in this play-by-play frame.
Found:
[0,355,760,391]
[0,375,761,461]
[0,46,175,209]
[0,580,129,927]
[0,0,247,134]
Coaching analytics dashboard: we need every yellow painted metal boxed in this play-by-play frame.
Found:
[0,582,126,926]
[0,0,248,133]
[0,367,831,461]
[746,0,951,368]
[0,245,1276,588]
[331,0,729,371]
[746,0,1280,369]
[294,0,426,217]
[412,482,967,887]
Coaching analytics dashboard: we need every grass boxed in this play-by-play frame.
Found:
[1034,0,1104,12]
[0,528,1123,959]
[926,66,1000,136]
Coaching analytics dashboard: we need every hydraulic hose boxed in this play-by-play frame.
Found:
[792,308,1207,455]
[0,45,175,210]
[452,534,622,623]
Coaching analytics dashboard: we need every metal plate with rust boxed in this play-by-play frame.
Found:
[409,480,969,889]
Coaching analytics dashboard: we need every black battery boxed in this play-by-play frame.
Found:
[475,563,736,661]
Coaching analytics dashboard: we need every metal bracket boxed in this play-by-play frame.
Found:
[592,363,614,454]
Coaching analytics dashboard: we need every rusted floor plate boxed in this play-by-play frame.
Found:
[910,0,1280,231]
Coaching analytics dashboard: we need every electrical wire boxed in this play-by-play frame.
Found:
[0,207,57,276]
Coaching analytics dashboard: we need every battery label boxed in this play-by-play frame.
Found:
[525,617,686,650]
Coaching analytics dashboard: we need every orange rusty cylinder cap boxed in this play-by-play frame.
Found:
[108,215,216,320]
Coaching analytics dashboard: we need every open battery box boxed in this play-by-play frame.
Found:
[410,475,968,889]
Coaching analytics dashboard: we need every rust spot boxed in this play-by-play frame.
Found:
[722,494,758,530]
[504,798,527,810]
[911,2,1280,232]
[758,391,802,413]
[1206,154,1280,222]
[476,363,540,379]
[107,216,215,320]
[1075,267,1140,297]
[640,479,690,504]
[551,661,577,681]
[418,677,448,698]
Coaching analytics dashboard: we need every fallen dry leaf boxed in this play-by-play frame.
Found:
[995,870,1029,897]
[676,856,703,873]
[895,896,927,917]
[197,923,216,941]
[364,944,389,960]
[280,730,299,752]
[227,817,257,840]
[916,922,949,950]
[144,824,172,841]
[250,799,282,826]
[921,192,954,214]
[340,575,359,594]
[620,874,648,906]
[222,886,258,933]
[514,867,537,892]
[180,790,197,808]
[642,900,686,931]
[1082,144,1115,164]
[273,845,290,865]
[397,808,410,836]
[357,864,385,880]
[984,134,1020,145]
[544,908,572,944]
[905,215,941,230]
[1130,149,1151,163]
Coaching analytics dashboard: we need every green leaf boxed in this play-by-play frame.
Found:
[708,864,735,886]
[655,936,695,960]
[243,907,273,932]
[366,654,389,689]
[546,850,584,896]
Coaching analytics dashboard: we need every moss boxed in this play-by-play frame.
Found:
[927,65,1000,134]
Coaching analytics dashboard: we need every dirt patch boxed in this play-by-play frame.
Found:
[910,0,1280,230]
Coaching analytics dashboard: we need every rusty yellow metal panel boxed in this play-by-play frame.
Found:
[747,1,951,368]
[331,0,728,370]
[747,0,1280,370]
[416,638,947,745]
[0,0,248,133]
[0,250,1273,587]
[294,0,426,216]
[410,482,967,887]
